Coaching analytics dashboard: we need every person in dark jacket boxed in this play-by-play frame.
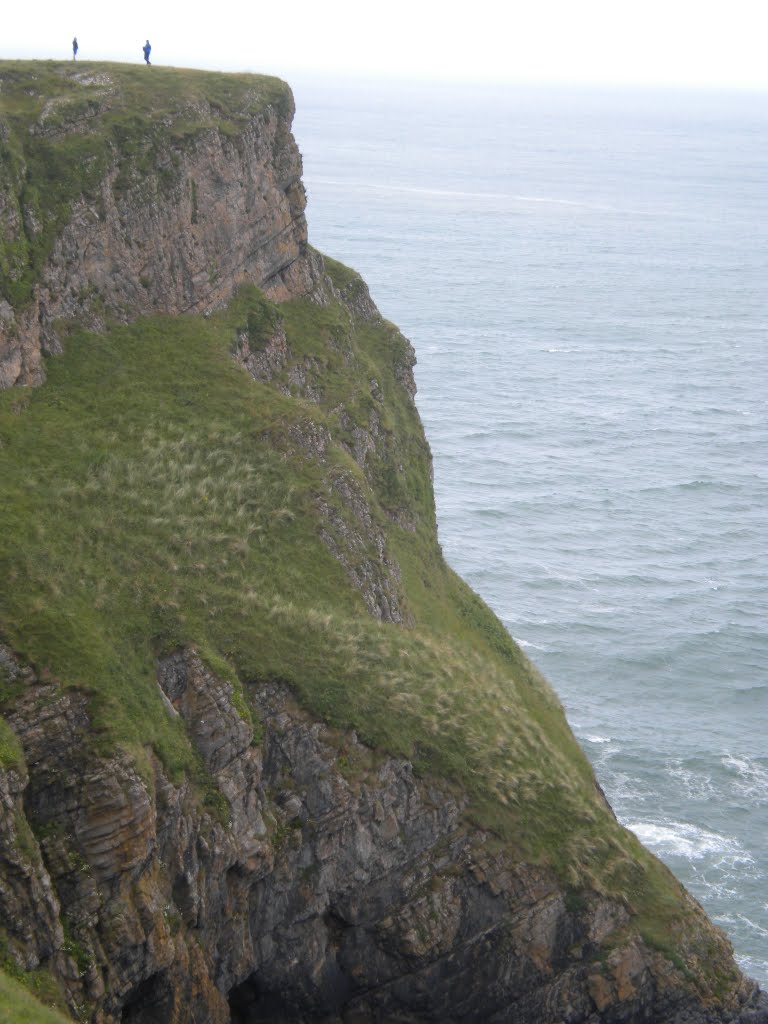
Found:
[72,37,78,59]
[142,40,151,64]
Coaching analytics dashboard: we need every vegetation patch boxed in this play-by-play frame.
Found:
[0,717,24,771]
[0,957,71,1024]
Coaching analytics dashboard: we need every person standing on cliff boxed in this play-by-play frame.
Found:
[142,40,151,64]
[72,37,78,59]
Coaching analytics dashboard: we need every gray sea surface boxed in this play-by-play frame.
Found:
[291,76,768,983]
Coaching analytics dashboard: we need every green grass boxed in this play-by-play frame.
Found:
[0,717,24,771]
[0,283,595,824]
[0,967,71,1023]
[0,60,291,307]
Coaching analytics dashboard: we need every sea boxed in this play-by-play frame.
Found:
[289,76,768,984]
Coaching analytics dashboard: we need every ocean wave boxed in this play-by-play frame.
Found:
[717,914,768,943]
[501,612,551,627]
[600,769,654,808]
[666,761,718,801]
[306,176,616,210]
[718,915,768,983]
[625,819,747,861]
[721,755,768,805]
[633,479,742,496]
[739,916,768,940]
[513,636,551,653]
[732,951,768,983]
[580,604,620,616]
[530,561,595,587]
[730,683,768,700]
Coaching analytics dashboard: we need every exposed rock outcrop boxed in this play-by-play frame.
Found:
[315,470,408,623]
[0,68,322,389]
[2,645,765,1023]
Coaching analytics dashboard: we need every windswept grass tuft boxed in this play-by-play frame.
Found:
[0,963,71,1023]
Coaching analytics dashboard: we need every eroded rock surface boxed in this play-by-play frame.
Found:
[0,81,321,389]
[1,644,766,1023]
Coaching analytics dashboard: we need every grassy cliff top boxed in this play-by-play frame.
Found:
[0,60,291,130]
[0,61,291,308]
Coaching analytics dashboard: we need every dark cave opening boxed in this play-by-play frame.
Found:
[228,973,294,1024]
[120,971,173,1024]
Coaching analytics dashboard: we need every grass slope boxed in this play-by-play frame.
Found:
[0,967,70,1024]
[0,279,735,990]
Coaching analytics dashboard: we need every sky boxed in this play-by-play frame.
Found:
[3,0,768,91]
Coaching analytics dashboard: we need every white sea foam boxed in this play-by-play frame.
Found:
[513,637,549,652]
[722,755,768,805]
[666,761,717,801]
[626,820,743,861]
[584,735,612,745]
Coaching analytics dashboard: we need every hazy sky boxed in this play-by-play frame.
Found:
[4,0,768,90]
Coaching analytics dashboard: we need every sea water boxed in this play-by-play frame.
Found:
[290,77,768,983]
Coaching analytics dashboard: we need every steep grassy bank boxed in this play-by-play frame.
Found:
[0,281,588,830]
[0,278,734,985]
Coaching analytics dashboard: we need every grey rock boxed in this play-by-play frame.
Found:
[0,91,320,390]
[1,644,764,1023]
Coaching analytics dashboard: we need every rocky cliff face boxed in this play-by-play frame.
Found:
[0,63,766,1024]
[2,644,765,1024]
[0,64,321,389]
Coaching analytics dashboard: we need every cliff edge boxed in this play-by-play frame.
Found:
[0,61,320,388]
[0,61,765,1024]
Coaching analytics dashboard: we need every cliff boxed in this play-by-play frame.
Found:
[0,61,765,1024]
[0,62,319,389]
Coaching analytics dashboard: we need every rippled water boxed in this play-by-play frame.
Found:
[292,77,768,983]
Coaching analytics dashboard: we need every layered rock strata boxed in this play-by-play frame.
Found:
[0,69,321,389]
[2,644,766,1024]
